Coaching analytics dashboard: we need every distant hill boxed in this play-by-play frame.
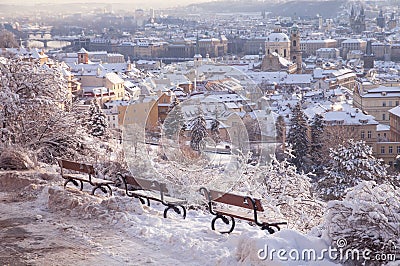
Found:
[187,0,346,18]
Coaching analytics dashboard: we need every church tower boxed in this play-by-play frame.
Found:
[377,9,385,29]
[77,48,89,64]
[363,40,374,72]
[290,24,302,73]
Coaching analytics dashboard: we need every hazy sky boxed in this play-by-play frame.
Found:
[0,0,213,7]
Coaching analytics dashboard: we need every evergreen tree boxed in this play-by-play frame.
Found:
[163,99,185,139]
[318,139,388,200]
[310,114,324,170]
[287,103,310,172]
[190,115,207,151]
[87,99,108,137]
[210,119,220,143]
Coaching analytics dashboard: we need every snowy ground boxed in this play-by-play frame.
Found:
[0,169,339,265]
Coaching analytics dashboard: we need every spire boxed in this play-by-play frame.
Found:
[351,5,354,17]
[360,5,365,16]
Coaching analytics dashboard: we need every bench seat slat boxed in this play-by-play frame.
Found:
[209,190,264,211]
[63,174,114,185]
[129,190,186,205]
[214,207,286,225]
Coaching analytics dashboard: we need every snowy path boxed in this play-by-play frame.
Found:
[0,170,336,266]
[0,192,202,265]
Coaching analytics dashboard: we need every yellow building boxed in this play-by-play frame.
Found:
[353,85,400,125]
[118,95,159,131]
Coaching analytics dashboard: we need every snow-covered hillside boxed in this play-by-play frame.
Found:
[0,169,340,265]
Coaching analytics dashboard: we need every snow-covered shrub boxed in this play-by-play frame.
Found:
[234,151,326,233]
[0,146,36,170]
[325,181,399,263]
[0,57,96,163]
[317,139,387,200]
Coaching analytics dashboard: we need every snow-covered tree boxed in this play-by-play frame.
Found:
[0,30,18,48]
[318,139,388,200]
[0,57,92,162]
[325,181,399,264]
[310,114,324,171]
[190,115,207,151]
[287,103,310,172]
[234,149,326,233]
[87,99,108,137]
[163,100,185,139]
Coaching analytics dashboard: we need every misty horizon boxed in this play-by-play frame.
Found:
[0,0,215,8]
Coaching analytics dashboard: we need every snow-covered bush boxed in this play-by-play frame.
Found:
[325,181,399,263]
[234,150,326,233]
[0,57,95,163]
[317,139,387,200]
[0,146,36,170]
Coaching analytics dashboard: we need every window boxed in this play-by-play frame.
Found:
[396,101,399,106]
[383,114,386,120]
[361,131,365,139]
[397,146,400,154]
[367,131,372,139]
[284,49,287,57]
[389,146,393,154]
[389,101,393,107]
[293,40,297,47]
[381,146,385,154]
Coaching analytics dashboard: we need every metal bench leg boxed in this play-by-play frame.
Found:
[211,214,235,234]
[163,205,186,219]
[64,179,83,191]
[261,224,278,234]
[137,197,146,205]
[91,184,112,196]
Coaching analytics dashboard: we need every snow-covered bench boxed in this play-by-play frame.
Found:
[116,173,187,219]
[200,187,287,234]
[58,159,114,196]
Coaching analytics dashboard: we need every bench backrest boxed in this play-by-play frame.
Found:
[123,175,168,194]
[58,159,95,176]
[208,189,264,212]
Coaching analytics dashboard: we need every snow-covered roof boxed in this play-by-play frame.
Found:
[323,110,378,125]
[362,86,400,98]
[342,39,366,44]
[105,72,124,84]
[388,106,400,117]
[266,32,290,43]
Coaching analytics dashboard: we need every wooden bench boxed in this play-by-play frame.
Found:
[58,159,114,196]
[199,187,287,234]
[116,173,186,219]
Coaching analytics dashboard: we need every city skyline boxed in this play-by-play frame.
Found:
[0,0,214,8]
